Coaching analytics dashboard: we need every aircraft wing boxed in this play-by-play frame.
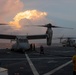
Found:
[27,34,47,40]
[0,34,16,39]
[54,37,76,39]
[0,34,47,40]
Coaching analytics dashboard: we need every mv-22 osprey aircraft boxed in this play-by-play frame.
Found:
[0,23,72,52]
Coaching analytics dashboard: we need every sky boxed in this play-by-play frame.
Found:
[0,0,76,43]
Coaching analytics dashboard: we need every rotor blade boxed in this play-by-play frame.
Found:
[0,23,8,25]
[50,26,73,29]
[31,25,73,29]
[25,25,44,27]
[25,23,73,29]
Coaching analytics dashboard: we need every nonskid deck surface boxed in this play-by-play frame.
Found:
[0,46,75,75]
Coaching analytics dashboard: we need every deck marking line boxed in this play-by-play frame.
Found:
[25,53,39,75]
[43,60,72,75]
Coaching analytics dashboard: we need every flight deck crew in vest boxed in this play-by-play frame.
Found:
[72,55,76,75]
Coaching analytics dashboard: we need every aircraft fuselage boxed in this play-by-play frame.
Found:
[11,36,30,52]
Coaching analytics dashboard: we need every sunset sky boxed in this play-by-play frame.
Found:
[0,0,76,43]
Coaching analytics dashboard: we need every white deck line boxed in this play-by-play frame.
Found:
[25,53,39,75]
[0,67,8,75]
[43,60,72,75]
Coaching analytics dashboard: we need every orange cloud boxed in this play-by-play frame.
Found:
[9,10,47,29]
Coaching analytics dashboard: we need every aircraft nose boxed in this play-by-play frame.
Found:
[19,43,30,49]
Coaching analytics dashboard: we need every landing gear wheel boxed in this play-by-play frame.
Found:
[23,49,25,53]
[11,48,14,51]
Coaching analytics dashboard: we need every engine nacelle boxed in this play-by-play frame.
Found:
[46,28,53,46]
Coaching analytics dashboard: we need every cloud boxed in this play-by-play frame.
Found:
[0,0,49,35]
[0,9,48,35]
[0,0,24,33]
[0,0,24,22]
[9,10,48,29]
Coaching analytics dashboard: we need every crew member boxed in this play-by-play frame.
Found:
[30,44,32,50]
[33,44,35,51]
[40,45,44,54]
[72,54,76,75]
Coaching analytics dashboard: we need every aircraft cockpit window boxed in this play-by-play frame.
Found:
[19,39,28,43]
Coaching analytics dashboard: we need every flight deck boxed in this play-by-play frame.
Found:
[0,45,75,75]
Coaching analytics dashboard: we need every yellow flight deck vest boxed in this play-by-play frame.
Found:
[72,55,76,71]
